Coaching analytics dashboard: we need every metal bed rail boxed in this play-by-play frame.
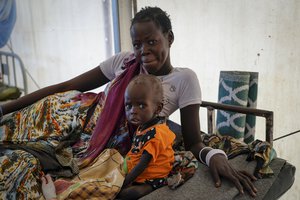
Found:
[0,51,28,95]
[201,101,274,145]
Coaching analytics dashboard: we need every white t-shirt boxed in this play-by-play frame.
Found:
[99,52,202,117]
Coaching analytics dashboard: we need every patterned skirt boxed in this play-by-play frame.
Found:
[0,90,102,199]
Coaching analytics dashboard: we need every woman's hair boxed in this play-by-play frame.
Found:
[131,6,172,33]
[129,74,163,104]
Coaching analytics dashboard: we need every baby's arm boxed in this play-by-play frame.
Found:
[41,174,57,200]
[123,150,152,187]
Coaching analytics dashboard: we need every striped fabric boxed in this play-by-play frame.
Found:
[216,71,258,143]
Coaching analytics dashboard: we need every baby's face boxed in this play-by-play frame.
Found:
[124,84,158,126]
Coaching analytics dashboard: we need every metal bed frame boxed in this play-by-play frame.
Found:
[201,100,274,145]
[0,51,28,95]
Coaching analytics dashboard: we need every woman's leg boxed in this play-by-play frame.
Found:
[117,183,154,200]
[0,149,43,199]
[0,91,89,198]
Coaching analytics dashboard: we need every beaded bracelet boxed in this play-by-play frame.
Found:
[198,147,213,165]
[205,149,228,167]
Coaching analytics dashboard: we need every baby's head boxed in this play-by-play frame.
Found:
[124,74,163,126]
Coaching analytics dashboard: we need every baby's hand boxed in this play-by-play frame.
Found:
[41,174,57,200]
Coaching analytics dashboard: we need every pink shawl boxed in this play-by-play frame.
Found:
[79,55,140,168]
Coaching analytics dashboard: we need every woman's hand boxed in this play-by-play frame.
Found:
[180,105,257,196]
[209,154,258,197]
[41,174,57,200]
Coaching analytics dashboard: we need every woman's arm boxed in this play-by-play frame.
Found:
[123,151,152,187]
[2,66,110,115]
[180,104,257,197]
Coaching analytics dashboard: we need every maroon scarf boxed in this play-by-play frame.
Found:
[79,56,140,168]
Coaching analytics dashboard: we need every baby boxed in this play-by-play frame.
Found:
[117,74,175,199]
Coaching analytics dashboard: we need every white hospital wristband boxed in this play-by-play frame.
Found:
[205,149,228,167]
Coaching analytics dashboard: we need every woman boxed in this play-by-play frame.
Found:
[0,6,257,199]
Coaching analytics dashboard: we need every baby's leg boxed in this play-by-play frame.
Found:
[117,183,153,200]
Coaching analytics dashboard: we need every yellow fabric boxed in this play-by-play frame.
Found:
[55,149,125,200]
[126,123,175,183]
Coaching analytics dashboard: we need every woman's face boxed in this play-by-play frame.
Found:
[130,21,173,75]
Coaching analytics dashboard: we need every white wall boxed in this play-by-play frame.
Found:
[137,0,299,199]
[1,0,113,93]
[1,0,299,199]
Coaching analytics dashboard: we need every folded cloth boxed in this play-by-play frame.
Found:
[167,151,198,189]
[202,134,276,178]
[55,149,125,200]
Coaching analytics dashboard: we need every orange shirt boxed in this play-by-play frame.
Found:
[126,123,175,183]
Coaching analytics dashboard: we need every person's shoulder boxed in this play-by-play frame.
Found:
[155,124,176,143]
[154,123,176,137]
[112,51,134,61]
[173,67,198,79]
[100,51,135,79]
[101,51,133,65]
[104,51,134,68]
[116,51,133,57]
